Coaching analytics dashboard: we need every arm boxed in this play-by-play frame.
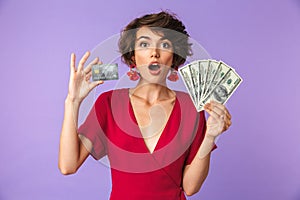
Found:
[58,52,103,175]
[182,101,232,196]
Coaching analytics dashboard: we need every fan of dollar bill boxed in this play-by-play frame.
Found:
[179,59,243,112]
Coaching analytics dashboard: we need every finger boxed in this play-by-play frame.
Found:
[78,51,90,72]
[204,105,222,121]
[86,73,92,81]
[210,103,225,117]
[210,100,226,111]
[211,101,231,120]
[84,57,99,74]
[204,102,224,119]
[89,80,104,90]
[226,120,232,128]
[227,112,232,120]
[211,104,231,121]
[223,118,232,130]
[70,53,76,73]
[205,104,230,123]
[224,120,232,131]
[223,124,229,132]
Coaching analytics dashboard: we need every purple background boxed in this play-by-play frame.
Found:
[0,0,299,199]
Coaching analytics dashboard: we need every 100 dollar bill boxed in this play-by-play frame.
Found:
[198,69,242,111]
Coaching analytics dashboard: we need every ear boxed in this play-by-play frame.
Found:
[131,56,135,64]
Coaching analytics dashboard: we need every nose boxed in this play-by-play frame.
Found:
[151,48,160,58]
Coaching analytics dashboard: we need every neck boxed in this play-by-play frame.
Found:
[130,82,173,105]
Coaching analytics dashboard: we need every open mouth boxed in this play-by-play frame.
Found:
[148,63,160,71]
[148,63,161,75]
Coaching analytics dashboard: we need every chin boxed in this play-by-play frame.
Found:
[141,77,167,86]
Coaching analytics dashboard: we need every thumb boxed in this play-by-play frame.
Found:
[90,80,104,90]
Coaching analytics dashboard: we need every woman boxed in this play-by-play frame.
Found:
[59,11,232,199]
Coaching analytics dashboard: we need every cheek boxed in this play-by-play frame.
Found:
[163,52,174,64]
[134,50,149,65]
[168,54,174,65]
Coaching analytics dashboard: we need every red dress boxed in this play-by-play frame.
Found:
[78,88,209,200]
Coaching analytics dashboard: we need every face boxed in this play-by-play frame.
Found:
[133,26,174,84]
[215,86,226,97]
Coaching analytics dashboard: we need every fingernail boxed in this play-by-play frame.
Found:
[204,103,210,110]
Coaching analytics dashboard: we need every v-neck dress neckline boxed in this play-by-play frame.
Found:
[128,89,178,154]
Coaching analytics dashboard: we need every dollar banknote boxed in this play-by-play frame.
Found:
[179,66,197,106]
[179,59,242,112]
[201,60,221,101]
[202,61,231,102]
[198,60,208,105]
[189,61,201,103]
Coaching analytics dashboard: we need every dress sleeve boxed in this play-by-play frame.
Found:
[77,93,108,160]
[185,111,217,165]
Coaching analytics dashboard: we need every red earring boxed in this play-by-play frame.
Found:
[167,67,179,82]
[127,64,139,81]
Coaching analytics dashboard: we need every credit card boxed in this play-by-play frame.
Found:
[92,63,119,81]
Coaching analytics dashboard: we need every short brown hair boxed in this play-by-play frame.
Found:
[118,11,192,69]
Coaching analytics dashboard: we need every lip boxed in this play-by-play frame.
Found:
[148,62,161,75]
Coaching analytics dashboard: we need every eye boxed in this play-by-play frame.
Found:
[161,41,172,49]
[139,42,149,48]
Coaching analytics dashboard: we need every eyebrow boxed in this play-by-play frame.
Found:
[136,36,170,41]
[136,36,151,41]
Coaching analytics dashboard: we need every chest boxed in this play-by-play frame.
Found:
[101,91,201,172]
[101,90,200,154]
[130,100,175,153]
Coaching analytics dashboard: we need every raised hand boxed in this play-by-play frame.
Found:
[204,101,232,138]
[67,51,103,103]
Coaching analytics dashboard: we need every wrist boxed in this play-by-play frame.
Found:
[196,134,216,159]
[65,95,82,106]
[204,133,216,143]
[205,127,221,140]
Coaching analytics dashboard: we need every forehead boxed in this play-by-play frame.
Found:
[136,26,165,39]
